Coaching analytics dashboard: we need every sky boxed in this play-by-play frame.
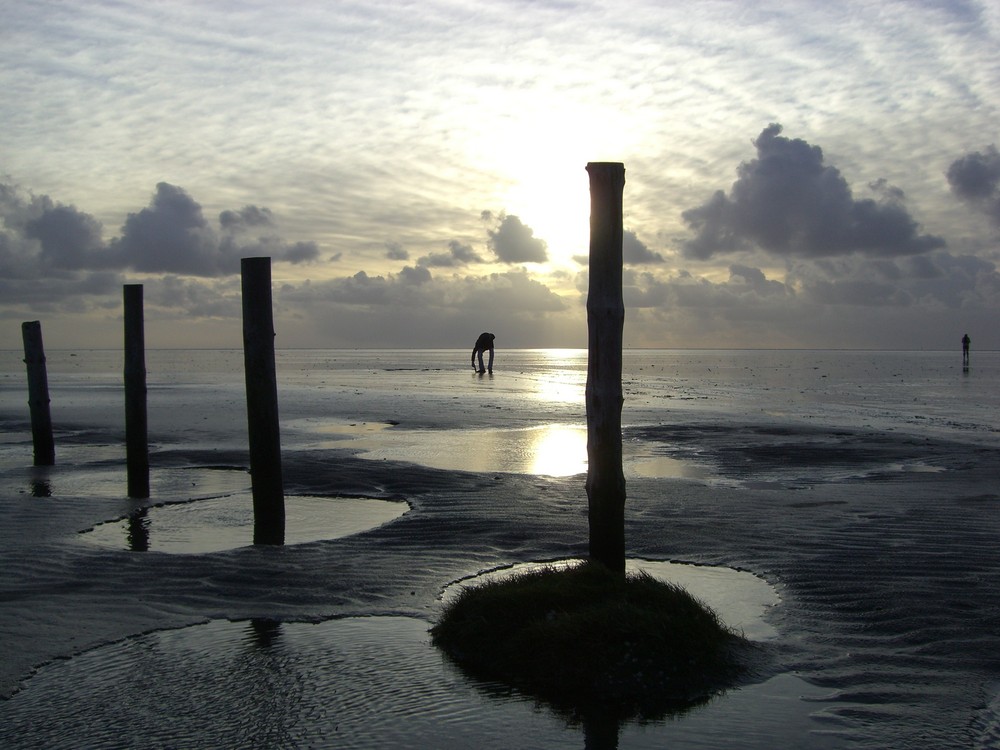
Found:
[2,0,999,351]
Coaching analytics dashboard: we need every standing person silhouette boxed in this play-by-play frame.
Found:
[962,333,971,366]
[471,332,495,374]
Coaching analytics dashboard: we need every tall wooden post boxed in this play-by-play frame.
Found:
[241,257,285,546]
[21,321,55,466]
[585,162,626,575]
[124,284,150,498]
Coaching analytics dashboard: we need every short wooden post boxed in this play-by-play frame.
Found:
[124,284,150,498]
[585,162,627,575]
[21,321,55,466]
[241,257,285,545]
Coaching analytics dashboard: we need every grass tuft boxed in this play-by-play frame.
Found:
[431,561,750,720]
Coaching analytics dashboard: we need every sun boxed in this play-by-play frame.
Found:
[503,173,591,267]
[484,103,631,268]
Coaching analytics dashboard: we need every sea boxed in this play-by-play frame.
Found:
[0,348,998,749]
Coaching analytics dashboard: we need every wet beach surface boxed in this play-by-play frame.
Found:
[1,349,999,747]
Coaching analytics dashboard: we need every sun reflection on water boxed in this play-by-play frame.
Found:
[528,425,587,476]
[347,423,589,477]
[520,349,587,405]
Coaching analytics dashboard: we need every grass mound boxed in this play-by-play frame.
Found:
[431,561,749,720]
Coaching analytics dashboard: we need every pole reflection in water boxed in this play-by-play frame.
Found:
[126,507,150,552]
[248,619,282,649]
[83,494,407,554]
[29,479,52,498]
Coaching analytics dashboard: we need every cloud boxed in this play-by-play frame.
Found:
[621,266,794,315]
[1,182,111,281]
[385,241,409,261]
[0,270,122,312]
[623,230,665,264]
[417,239,485,267]
[682,124,945,260]
[144,275,242,319]
[947,145,1000,226]
[109,183,221,274]
[24,204,106,271]
[484,212,548,263]
[276,266,571,347]
[399,264,432,285]
[111,183,320,275]
[219,205,275,230]
[728,264,789,296]
[0,180,320,287]
[787,250,999,309]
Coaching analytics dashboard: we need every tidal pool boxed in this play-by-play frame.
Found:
[0,604,832,749]
[81,493,408,553]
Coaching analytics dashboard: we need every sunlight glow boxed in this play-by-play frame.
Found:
[528,425,587,477]
[522,350,587,404]
[348,423,588,477]
[483,100,637,267]
[505,172,590,265]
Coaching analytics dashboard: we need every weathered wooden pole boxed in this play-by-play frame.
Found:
[241,256,285,546]
[21,321,55,466]
[585,162,627,576]
[124,284,150,498]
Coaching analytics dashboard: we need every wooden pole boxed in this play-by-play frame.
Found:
[21,321,55,466]
[585,162,626,575]
[241,257,285,546]
[124,284,150,498]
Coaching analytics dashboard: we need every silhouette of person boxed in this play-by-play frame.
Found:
[471,332,495,374]
[962,333,971,366]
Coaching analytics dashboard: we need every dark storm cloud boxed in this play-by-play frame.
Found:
[484,211,548,263]
[623,230,665,264]
[947,145,1000,226]
[682,124,945,260]
[0,180,319,289]
[417,240,485,267]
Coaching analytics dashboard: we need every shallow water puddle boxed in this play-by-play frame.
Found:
[352,423,589,476]
[12,464,251,501]
[628,454,714,481]
[302,420,714,480]
[442,558,780,641]
[81,494,408,553]
[0,615,833,749]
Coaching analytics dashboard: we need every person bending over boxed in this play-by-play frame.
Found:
[471,332,495,374]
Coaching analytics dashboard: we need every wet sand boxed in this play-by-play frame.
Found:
[1,349,999,748]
